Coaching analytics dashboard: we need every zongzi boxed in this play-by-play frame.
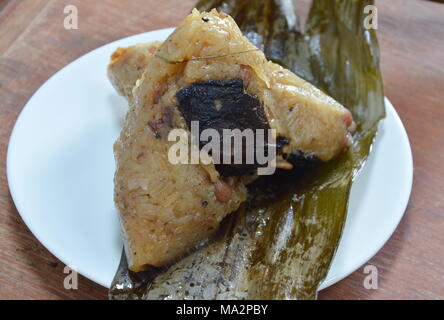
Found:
[110,9,354,272]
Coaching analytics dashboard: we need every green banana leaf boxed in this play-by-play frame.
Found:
[109,0,385,300]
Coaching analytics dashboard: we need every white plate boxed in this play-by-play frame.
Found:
[7,28,413,291]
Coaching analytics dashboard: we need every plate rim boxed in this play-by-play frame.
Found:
[6,28,413,293]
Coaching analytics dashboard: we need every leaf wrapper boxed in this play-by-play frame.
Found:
[109,0,385,300]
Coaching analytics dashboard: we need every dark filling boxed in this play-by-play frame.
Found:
[176,78,274,176]
[285,150,321,167]
[176,78,320,177]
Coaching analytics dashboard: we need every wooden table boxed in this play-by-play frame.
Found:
[0,0,443,300]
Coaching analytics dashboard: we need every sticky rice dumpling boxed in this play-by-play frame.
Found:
[110,9,355,271]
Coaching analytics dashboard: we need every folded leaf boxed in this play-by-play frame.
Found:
[109,0,385,300]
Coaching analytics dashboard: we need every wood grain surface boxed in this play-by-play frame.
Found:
[0,0,443,300]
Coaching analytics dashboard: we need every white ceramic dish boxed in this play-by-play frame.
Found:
[7,28,413,290]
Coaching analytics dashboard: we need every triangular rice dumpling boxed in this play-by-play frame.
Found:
[111,9,354,272]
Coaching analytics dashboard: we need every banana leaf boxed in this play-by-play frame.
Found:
[109,0,385,300]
